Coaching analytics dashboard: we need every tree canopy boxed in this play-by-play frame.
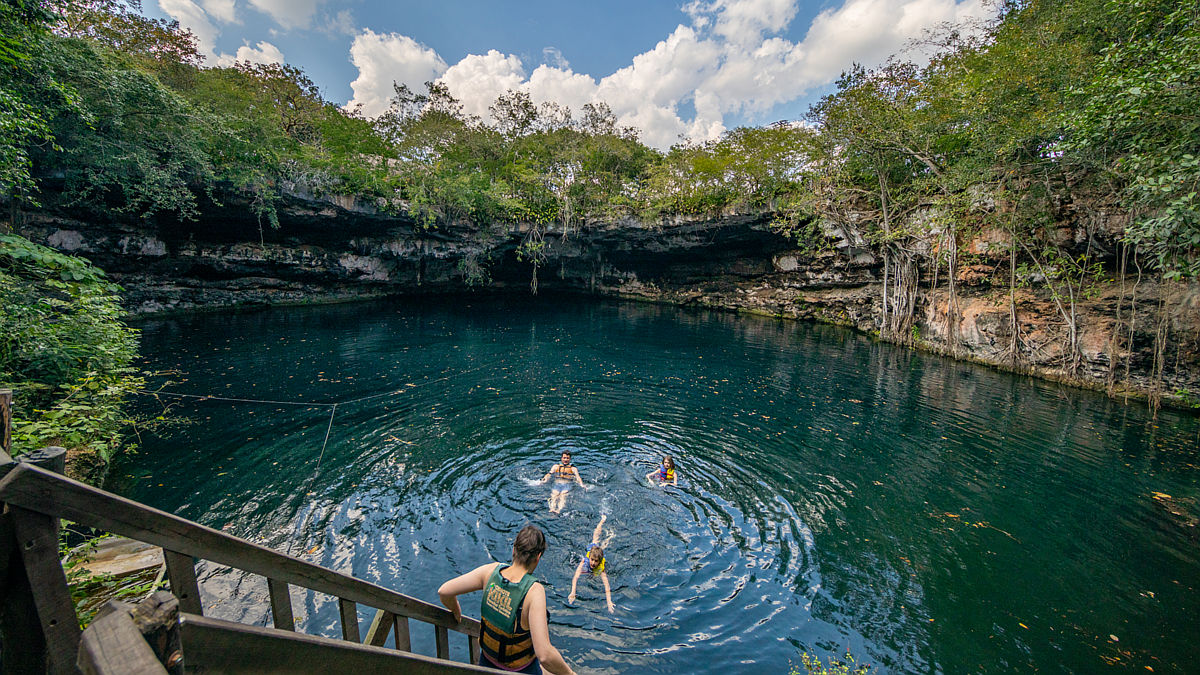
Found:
[0,0,1193,310]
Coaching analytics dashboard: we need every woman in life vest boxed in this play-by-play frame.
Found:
[645,455,678,486]
[568,514,616,613]
[438,525,576,675]
[540,450,585,513]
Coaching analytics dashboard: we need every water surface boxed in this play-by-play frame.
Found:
[120,296,1200,673]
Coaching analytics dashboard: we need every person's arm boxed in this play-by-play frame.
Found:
[526,584,576,675]
[672,471,678,487]
[646,470,657,484]
[591,515,606,544]
[600,571,614,613]
[567,561,584,604]
[437,563,494,624]
[540,466,554,483]
[574,468,585,488]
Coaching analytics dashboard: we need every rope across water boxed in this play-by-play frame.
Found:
[131,361,497,554]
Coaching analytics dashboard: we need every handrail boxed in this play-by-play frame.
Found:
[0,464,480,638]
[179,613,495,674]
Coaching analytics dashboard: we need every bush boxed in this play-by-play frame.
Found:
[0,233,141,472]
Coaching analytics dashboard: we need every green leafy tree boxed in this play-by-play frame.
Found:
[1065,0,1200,279]
[30,35,215,219]
[0,0,59,204]
[0,234,141,469]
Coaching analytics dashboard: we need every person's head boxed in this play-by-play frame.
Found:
[663,456,674,469]
[587,546,604,567]
[560,451,572,465]
[513,525,546,569]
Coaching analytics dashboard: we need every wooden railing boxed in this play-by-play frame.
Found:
[76,591,496,674]
[0,430,489,673]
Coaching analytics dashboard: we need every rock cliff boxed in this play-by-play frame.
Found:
[12,190,1199,407]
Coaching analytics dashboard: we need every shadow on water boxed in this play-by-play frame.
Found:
[118,295,1200,673]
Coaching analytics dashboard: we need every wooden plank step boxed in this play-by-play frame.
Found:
[179,614,496,674]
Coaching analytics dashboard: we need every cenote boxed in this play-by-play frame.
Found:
[117,296,1200,673]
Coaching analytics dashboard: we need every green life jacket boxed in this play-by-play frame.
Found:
[479,565,538,669]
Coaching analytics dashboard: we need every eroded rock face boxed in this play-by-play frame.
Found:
[12,191,1199,405]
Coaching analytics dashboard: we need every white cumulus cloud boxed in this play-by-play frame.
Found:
[439,50,526,120]
[346,30,449,117]
[248,0,322,30]
[525,66,598,115]
[793,0,988,86]
[197,0,236,24]
[214,40,285,67]
[542,47,569,69]
[686,0,799,46]
[157,0,220,59]
[321,9,357,37]
[341,0,992,148]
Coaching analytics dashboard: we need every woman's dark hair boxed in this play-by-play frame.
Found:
[513,525,547,566]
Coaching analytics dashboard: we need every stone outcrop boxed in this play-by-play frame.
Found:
[11,189,1199,408]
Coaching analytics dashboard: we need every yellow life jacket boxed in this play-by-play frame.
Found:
[585,543,606,575]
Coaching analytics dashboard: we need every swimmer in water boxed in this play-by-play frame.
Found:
[541,451,584,513]
[645,455,678,486]
[568,514,615,613]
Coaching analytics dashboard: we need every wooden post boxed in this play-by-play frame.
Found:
[392,615,411,652]
[77,607,168,675]
[3,447,80,675]
[77,594,181,675]
[1,448,57,675]
[0,389,12,461]
[163,550,203,616]
[266,578,294,631]
[435,624,449,660]
[338,599,360,642]
[468,634,480,665]
[0,501,43,675]
[127,592,183,675]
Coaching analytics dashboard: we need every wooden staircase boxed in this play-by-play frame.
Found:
[0,445,494,674]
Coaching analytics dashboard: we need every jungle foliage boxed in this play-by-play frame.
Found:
[0,0,1193,263]
[0,0,1197,412]
[0,233,141,469]
[788,0,1199,401]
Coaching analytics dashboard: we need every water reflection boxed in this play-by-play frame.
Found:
[123,296,1200,673]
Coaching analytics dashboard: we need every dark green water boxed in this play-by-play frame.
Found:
[120,296,1200,673]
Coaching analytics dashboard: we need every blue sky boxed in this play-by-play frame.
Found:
[147,0,992,148]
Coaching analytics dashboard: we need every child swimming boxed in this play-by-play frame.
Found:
[646,455,678,486]
[541,450,585,513]
[568,515,615,613]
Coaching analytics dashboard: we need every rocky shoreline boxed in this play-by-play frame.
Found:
[12,192,1199,411]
